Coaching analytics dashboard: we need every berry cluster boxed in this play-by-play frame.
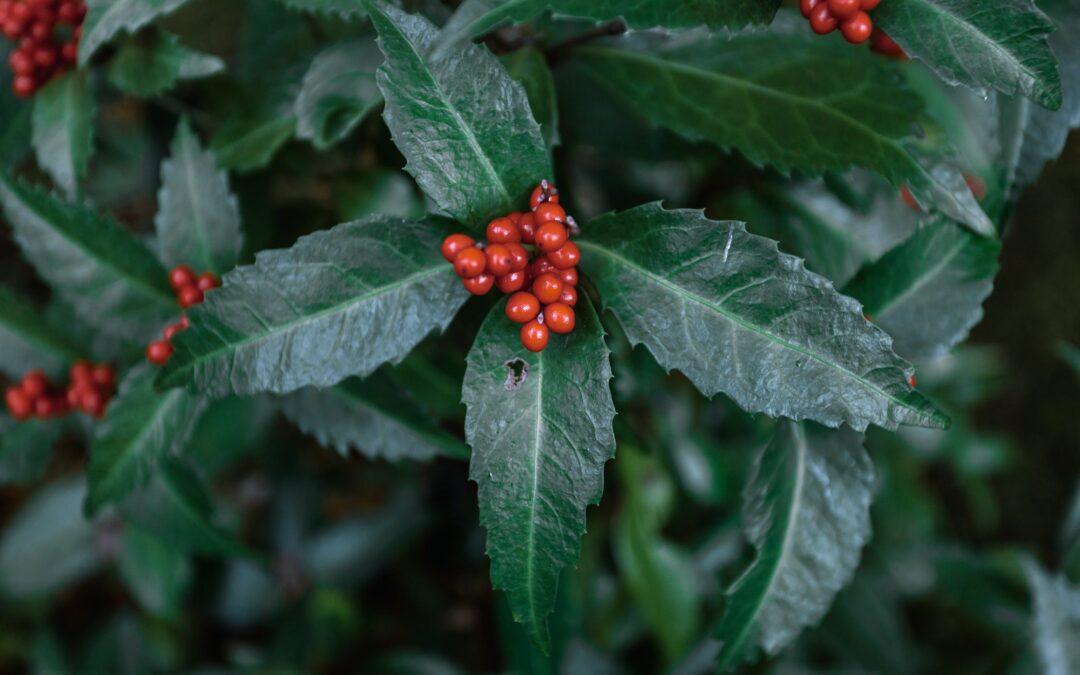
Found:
[146,265,219,366]
[0,0,86,99]
[442,180,580,353]
[4,360,115,421]
[801,0,904,57]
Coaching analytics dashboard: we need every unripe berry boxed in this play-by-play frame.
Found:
[506,291,541,323]
[147,340,174,365]
[485,243,515,276]
[169,265,197,290]
[463,273,494,295]
[495,270,528,294]
[559,285,577,307]
[534,202,566,224]
[505,243,529,271]
[543,303,575,334]
[441,233,475,262]
[547,241,580,269]
[178,285,204,308]
[840,11,872,44]
[517,213,537,245]
[5,386,32,420]
[809,3,838,34]
[827,0,861,19]
[21,370,48,399]
[486,217,520,244]
[520,319,549,353]
[453,247,487,278]
[535,221,568,253]
[197,272,221,292]
[532,273,563,304]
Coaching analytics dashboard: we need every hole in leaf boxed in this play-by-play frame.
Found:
[504,359,528,391]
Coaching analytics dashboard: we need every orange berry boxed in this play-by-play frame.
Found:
[495,270,528,294]
[505,243,529,271]
[809,3,837,33]
[828,0,860,19]
[521,319,549,352]
[559,268,578,286]
[840,11,873,44]
[486,217,520,244]
[559,285,577,307]
[506,292,541,323]
[547,241,580,269]
[518,212,537,245]
[532,273,563,304]
[535,221,568,253]
[453,247,487,278]
[485,244,515,276]
[463,273,494,295]
[534,202,567,224]
[441,233,475,262]
[543,303,575,334]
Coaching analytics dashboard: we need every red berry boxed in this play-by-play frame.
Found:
[12,75,35,98]
[899,184,920,211]
[58,2,78,22]
[559,285,577,307]
[535,221,568,253]
[507,211,523,224]
[33,45,57,69]
[80,388,105,418]
[5,386,32,420]
[91,364,114,389]
[485,243,515,276]
[529,182,559,210]
[33,396,57,419]
[505,243,529,271]
[486,217,520,244]
[809,3,838,34]
[908,374,917,388]
[534,202,567,224]
[840,11,872,44]
[506,292,541,323]
[163,322,185,342]
[532,273,563,304]
[543,303,575,334]
[21,370,48,399]
[178,284,204,308]
[462,273,494,296]
[10,2,27,20]
[60,40,76,64]
[441,233,475,263]
[861,0,880,9]
[8,48,31,72]
[520,319,549,353]
[530,255,556,278]
[29,20,49,41]
[495,270,528,294]
[453,247,487,279]
[547,241,580,269]
[517,213,537,245]
[870,28,906,58]
[827,0,861,19]
[197,272,220,292]
[70,359,92,385]
[800,0,821,17]
[147,340,173,365]
[169,265,196,290]
[558,267,578,286]
[964,173,987,201]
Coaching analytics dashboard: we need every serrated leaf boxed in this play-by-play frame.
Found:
[210,112,296,173]
[155,119,243,273]
[0,175,175,336]
[158,216,469,397]
[280,372,469,461]
[1022,558,1080,675]
[463,297,616,653]
[0,477,104,598]
[106,32,225,97]
[117,526,192,619]
[578,203,946,431]
[715,422,874,670]
[0,416,61,485]
[85,364,209,516]
[295,40,383,150]
[80,0,194,65]
[0,284,84,379]
[439,0,781,50]
[120,458,248,556]
[31,71,94,198]
[274,0,367,17]
[502,48,559,151]
[367,0,550,227]
[874,0,1061,110]
[566,33,995,237]
[844,218,1000,361]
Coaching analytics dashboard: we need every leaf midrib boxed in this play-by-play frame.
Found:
[162,263,454,385]
[578,240,931,423]
[524,350,545,636]
[861,230,968,320]
[177,133,216,273]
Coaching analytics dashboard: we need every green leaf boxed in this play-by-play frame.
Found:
[0,45,31,168]
[210,112,296,173]
[844,218,1000,361]
[566,33,995,237]
[715,422,875,670]
[334,169,424,221]
[155,119,244,274]
[120,459,248,556]
[502,48,559,151]
[85,364,209,516]
[366,0,551,227]
[0,284,84,379]
[1023,558,1080,675]
[280,372,469,461]
[274,0,367,17]
[158,216,469,397]
[295,40,383,150]
[439,0,781,49]
[874,0,1061,110]
[463,297,616,653]
[117,526,192,619]
[0,477,104,598]
[105,32,225,97]
[0,417,61,485]
[80,0,194,65]
[0,175,175,336]
[31,71,94,198]
[578,203,947,431]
